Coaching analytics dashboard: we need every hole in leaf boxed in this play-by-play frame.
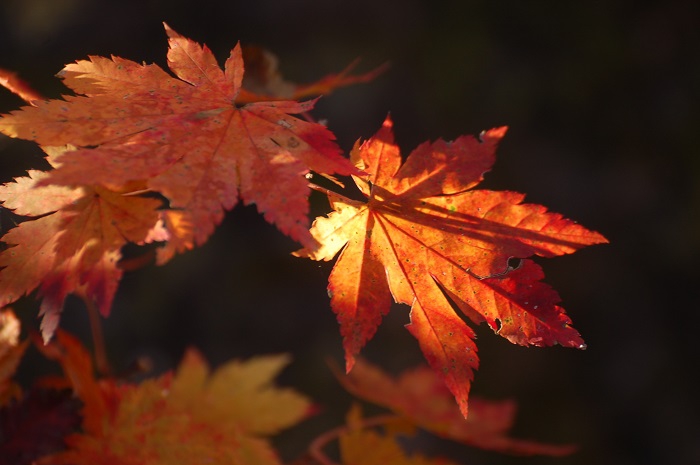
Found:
[494,318,503,332]
[506,257,522,272]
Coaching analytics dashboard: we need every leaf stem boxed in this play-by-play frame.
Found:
[308,413,400,465]
[307,182,353,203]
[84,296,111,377]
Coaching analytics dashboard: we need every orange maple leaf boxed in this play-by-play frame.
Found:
[296,116,607,417]
[36,331,311,465]
[334,358,576,456]
[0,23,360,252]
[0,148,162,341]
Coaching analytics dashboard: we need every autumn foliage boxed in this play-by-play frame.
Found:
[0,24,606,464]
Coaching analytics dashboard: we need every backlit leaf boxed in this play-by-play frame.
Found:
[297,116,607,416]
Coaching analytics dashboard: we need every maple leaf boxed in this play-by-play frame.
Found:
[339,404,460,465]
[37,331,311,465]
[334,358,576,456]
[0,23,360,252]
[296,116,608,417]
[240,45,388,103]
[0,148,162,342]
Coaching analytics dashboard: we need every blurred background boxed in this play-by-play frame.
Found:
[1,1,698,464]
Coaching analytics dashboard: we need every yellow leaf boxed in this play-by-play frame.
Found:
[340,405,459,465]
[39,334,310,465]
[168,349,311,435]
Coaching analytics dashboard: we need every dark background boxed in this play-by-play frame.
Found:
[1,1,698,464]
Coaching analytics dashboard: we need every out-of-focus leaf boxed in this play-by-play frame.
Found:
[37,331,311,465]
[0,309,28,406]
[334,358,576,456]
[340,404,459,465]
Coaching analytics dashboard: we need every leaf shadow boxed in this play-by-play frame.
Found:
[368,184,601,278]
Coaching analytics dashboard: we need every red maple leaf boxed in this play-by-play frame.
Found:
[0,23,360,252]
[296,116,607,416]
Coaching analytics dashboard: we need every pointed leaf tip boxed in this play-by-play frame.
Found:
[381,114,393,129]
[163,22,181,39]
[345,354,356,374]
[481,126,508,142]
